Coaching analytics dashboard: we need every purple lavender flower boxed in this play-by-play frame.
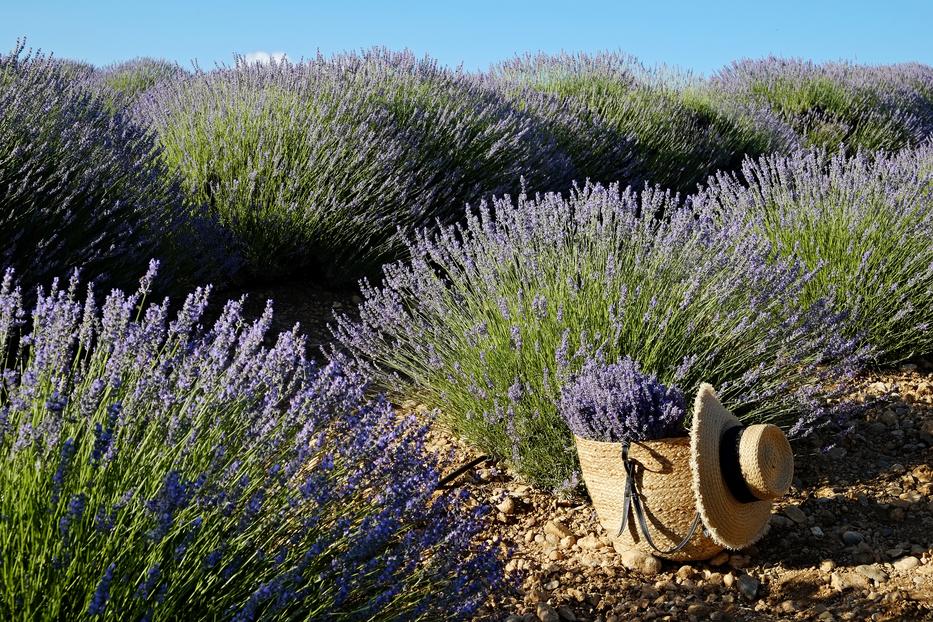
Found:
[560,356,686,443]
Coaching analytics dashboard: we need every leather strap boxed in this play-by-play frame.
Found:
[616,442,703,555]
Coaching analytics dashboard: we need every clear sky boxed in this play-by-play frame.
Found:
[3,0,931,75]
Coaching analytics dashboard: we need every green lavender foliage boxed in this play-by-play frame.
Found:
[490,52,797,196]
[710,58,933,153]
[96,57,186,105]
[703,146,933,362]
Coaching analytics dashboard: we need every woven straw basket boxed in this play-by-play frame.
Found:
[575,435,723,561]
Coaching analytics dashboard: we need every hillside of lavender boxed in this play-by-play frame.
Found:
[1,39,932,620]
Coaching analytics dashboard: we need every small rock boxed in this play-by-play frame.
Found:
[890,463,907,474]
[537,602,560,622]
[559,535,577,549]
[735,574,759,600]
[618,548,663,575]
[855,564,888,583]
[820,560,836,572]
[779,600,798,613]
[687,603,710,617]
[577,533,601,550]
[544,520,574,540]
[708,551,730,566]
[894,556,921,571]
[723,572,735,588]
[842,530,863,546]
[548,550,564,561]
[831,571,870,591]
[497,496,517,515]
[810,526,825,537]
[557,606,577,621]
[783,505,807,524]
[901,363,918,372]
[728,554,750,569]
[676,565,694,579]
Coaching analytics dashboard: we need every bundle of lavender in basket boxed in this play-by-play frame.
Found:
[559,356,687,443]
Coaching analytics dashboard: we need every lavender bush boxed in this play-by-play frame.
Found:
[143,49,567,283]
[95,57,186,105]
[710,58,933,153]
[702,146,933,363]
[0,41,231,295]
[489,52,797,196]
[333,183,868,488]
[0,264,500,620]
[559,356,686,443]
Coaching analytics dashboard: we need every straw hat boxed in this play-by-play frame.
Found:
[690,383,795,550]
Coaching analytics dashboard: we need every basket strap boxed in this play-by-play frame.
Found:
[616,442,703,556]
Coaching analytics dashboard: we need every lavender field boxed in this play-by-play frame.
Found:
[1,38,932,620]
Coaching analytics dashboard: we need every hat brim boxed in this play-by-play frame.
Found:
[690,384,773,550]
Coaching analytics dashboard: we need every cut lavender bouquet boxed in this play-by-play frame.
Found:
[559,355,687,443]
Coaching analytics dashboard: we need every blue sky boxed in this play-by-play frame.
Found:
[4,0,931,75]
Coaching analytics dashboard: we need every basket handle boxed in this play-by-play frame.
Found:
[616,442,703,556]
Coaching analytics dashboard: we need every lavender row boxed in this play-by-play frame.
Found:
[0,264,500,620]
[0,41,233,296]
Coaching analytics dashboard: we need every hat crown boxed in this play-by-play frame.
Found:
[738,424,794,500]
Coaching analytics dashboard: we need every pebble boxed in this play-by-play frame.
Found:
[722,572,735,588]
[831,571,870,591]
[676,565,694,579]
[617,548,663,575]
[779,600,798,613]
[557,605,577,621]
[708,551,730,566]
[498,496,517,515]
[842,530,864,546]
[544,520,574,540]
[855,564,888,583]
[783,504,807,524]
[577,533,602,550]
[559,535,577,549]
[687,603,710,617]
[894,556,921,571]
[810,526,825,537]
[536,602,560,622]
[820,559,836,572]
[729,554,751,569]
[736,574,759,600]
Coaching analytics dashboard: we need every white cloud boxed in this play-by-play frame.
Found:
[242,51,289,65]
